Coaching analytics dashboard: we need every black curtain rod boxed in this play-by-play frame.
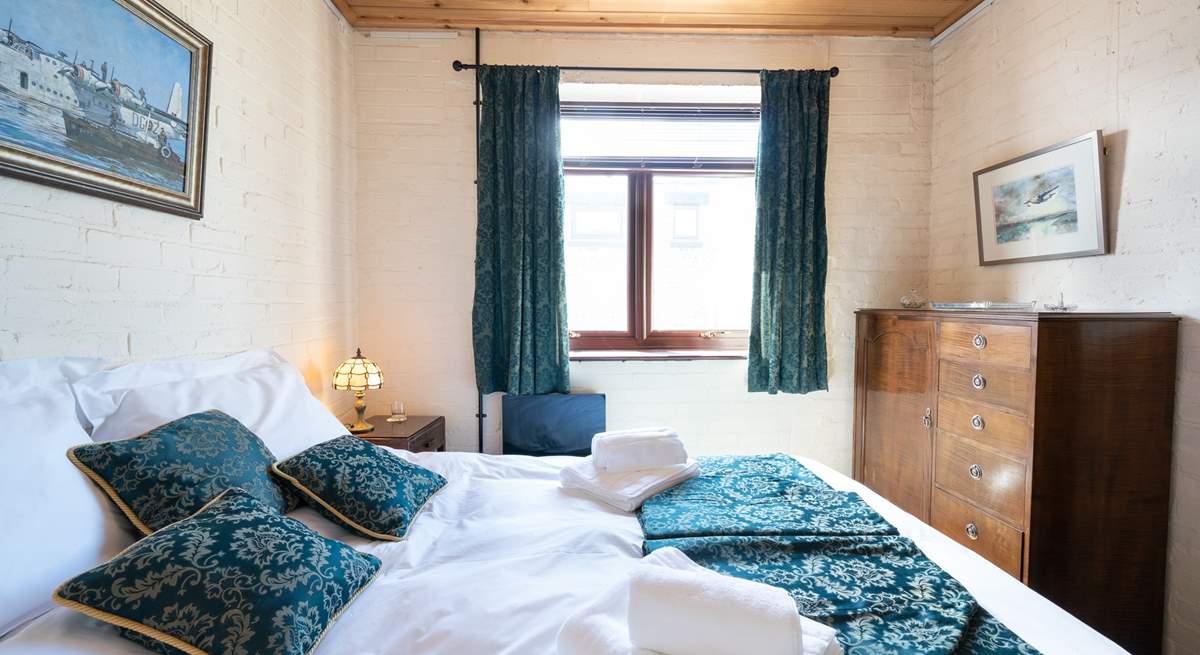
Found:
[452,60,838,78]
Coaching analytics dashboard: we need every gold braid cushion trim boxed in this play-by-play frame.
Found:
[66,446,155,536]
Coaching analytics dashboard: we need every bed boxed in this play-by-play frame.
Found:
[1,447,1125,654]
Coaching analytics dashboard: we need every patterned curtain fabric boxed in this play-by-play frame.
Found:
[748,69,831,394]
[472,65,570,395]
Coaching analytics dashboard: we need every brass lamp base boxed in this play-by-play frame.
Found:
[347,389,375,434]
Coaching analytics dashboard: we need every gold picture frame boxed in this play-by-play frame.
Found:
[0,0,211,218]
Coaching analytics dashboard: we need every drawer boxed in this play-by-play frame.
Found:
[934,431,1027,527]
[938,359,1031,413]
[939,321,1032,369]
[931,489,1024,578]
[409,431,436,451]
[937,394,1029,456]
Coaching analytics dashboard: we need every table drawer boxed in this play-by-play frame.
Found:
[935,431,1027,527]
[937,394,1029,457]
[939,321,1032,369]
[931,489,1023,578]
[409,431,436,451]
[938,359,1031,413]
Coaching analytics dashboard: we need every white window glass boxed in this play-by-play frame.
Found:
[564,174,629,331]
[561,118,758,160]
[650,175,755,331]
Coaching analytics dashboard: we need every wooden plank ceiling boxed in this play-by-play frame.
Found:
[331,0,987,38]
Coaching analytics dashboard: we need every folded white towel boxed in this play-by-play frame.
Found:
[556,548,842,655]
[629,558,802,655]
[592,427,688,473]
[560,457,699,512]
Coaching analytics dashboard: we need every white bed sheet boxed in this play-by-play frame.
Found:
[0,451,1126,655]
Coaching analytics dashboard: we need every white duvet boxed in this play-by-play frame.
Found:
[0,451,1126,655]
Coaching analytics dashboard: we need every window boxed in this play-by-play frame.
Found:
[19,71,29,90]
[562,103,758,352]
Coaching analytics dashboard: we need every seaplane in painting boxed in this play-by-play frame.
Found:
[1024,183,1061,207]
[0,17,187,186]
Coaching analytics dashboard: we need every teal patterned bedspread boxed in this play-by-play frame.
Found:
[638,454,898,538]
[639,455,1037,655]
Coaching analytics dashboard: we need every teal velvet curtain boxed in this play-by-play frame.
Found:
[472,65,570,395]
[748,69,831,394]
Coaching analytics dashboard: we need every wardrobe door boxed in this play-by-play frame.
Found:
[854,313,936,521]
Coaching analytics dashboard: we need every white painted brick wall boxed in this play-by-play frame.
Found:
[353,30,932,473]
[931,1,1200,650]
[0,0,359,413]
[3,2,1192,647]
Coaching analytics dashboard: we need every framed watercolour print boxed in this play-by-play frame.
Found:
[973,131,1107,266]
[0,0,211,218]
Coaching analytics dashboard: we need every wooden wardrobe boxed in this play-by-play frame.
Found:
[852,309,1179,655]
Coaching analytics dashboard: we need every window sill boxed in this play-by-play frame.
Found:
[570,350,747,362]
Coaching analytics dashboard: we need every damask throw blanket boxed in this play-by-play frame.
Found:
[638,454,897,539]
[637,455,1037,655]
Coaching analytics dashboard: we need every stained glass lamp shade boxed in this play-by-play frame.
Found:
[333,348,384,434]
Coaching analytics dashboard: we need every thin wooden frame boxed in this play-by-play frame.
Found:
[565,164,753,352]
[972,130,1106,266]
[0,0,212,218]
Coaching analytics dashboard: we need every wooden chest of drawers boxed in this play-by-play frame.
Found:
[852,309,1179,654]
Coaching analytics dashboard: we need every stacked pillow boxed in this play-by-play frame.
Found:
[274,435,447,541]
[54,488,382,655]
[69,409,294,535]
[2,350,449,655]
[0,357,133,636]
[74,349,347,458]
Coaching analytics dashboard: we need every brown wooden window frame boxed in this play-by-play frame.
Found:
[564,162,756,352]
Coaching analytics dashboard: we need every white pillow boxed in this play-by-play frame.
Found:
[70,348,282,394]
[0,383,134,636]
[0,357,105,394]
[75,354,348,459]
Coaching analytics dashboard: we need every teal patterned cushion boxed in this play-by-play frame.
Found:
[272,436,447,540]
[54,487,381,655]
[69,409,291,535]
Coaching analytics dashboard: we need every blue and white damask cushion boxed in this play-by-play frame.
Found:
[68,409,292,535]
[272,435,448,541]
[54,487,381,655]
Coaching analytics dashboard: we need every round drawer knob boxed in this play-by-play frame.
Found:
[969,463,983,480]
[971,373,987,390]
[970,414,985,430]
[965,523,980,541]
[972,333,988,350]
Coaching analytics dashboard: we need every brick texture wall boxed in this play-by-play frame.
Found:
[930,1,1200,650]
[0,0,359,410]
[354,31,932,470]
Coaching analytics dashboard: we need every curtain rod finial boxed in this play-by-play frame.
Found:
[452,60,465,71]
[830,66,839,77]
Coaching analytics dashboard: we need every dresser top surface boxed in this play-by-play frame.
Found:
[855,308,1179,322]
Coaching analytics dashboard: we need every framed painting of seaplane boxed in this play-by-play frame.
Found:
[0,0,210,218]
[973,130,1107,266]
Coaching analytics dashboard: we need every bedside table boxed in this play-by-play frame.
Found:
[358,415,446,453]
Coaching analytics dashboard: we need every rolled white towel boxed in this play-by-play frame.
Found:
[556,574,633,655]
[628,554,804,655]
[560,457,699,512]
[593,427,688,473]
[556,548,841,655]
